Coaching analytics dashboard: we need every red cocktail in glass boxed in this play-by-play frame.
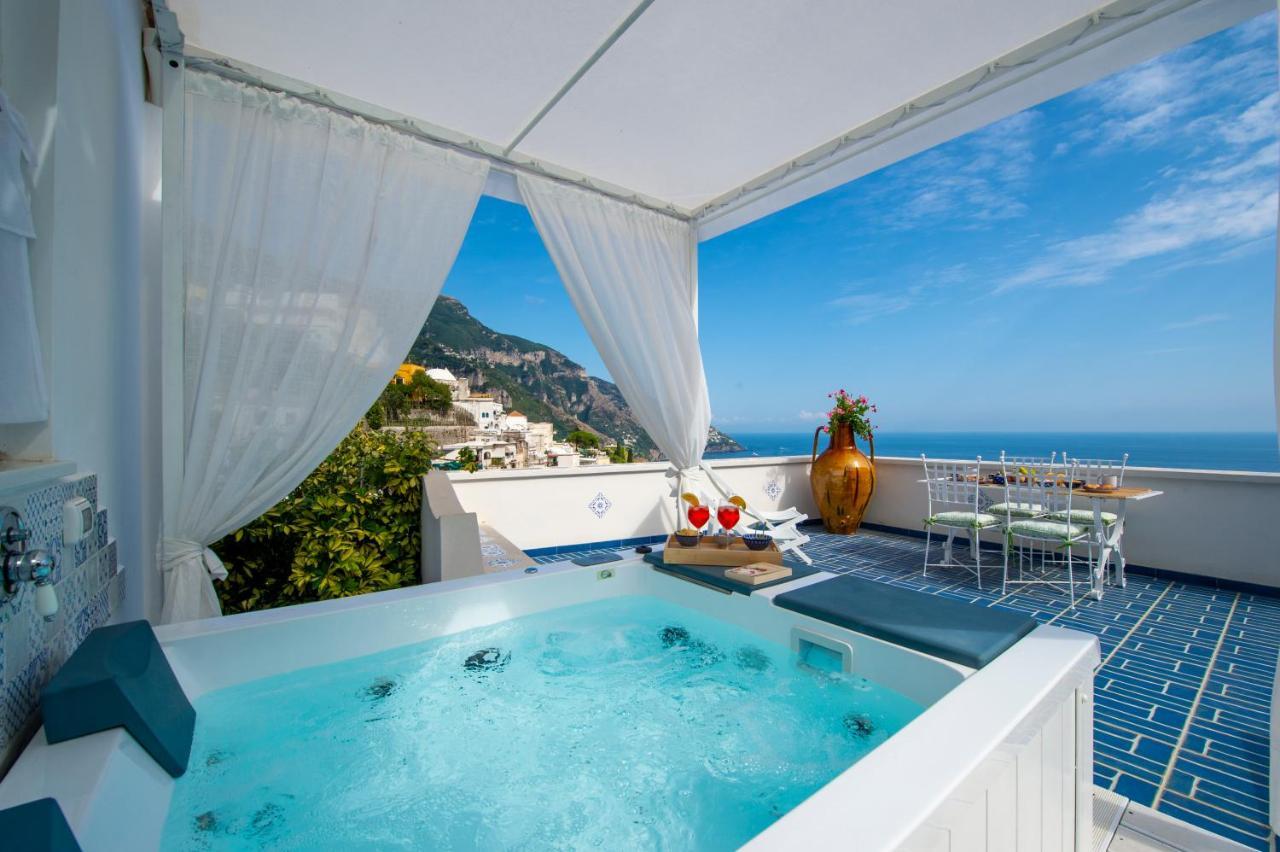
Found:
[687,504,710,533]
[716,504,741,546]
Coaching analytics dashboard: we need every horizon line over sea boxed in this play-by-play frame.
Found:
[706,431,1280,473]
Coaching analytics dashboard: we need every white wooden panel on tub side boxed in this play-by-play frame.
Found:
[901,685,1089,851]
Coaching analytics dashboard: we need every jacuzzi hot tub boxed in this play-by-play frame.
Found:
[0,558,1097,850]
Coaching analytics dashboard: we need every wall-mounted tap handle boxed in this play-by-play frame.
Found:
[3,548,55,594]
[0,506,27,548]
[34,583,58,621]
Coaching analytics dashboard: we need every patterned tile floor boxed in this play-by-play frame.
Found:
[536,528,1279,849]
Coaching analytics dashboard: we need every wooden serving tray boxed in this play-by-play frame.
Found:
[663,535,783,567]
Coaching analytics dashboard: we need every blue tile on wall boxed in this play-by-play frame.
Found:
[1,470,119,768]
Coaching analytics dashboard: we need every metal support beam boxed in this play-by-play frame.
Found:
[502,0,656,156]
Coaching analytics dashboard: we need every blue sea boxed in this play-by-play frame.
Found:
[708,432,1280,473]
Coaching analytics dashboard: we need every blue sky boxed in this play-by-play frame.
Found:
[442,13,1278,434]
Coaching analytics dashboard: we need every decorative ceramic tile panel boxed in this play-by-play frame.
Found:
[587,492,612,519]
[764,480,782,500]
[0,471,120,769]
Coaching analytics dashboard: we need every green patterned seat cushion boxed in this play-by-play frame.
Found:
[987,502,1043,518]
[1008,519,1087,541]
[1046,509,1118,526]
[927,511,1000,529]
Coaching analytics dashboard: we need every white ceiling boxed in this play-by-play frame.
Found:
[515,0,1104,209]
[168,0,640,144]
[166,0,1268,230]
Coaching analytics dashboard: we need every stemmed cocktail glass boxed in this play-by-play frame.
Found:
[716,502,741,547]
[686,503,710,538]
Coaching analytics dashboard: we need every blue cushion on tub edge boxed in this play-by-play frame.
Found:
[0,798,82,851]
[40,620,194,778]
[774,575,1036,668]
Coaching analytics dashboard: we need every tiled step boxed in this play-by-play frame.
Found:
[1095,787,1256,852]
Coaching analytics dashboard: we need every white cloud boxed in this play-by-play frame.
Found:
[1221,92,1279,146]
[1069,19,1276,153]
[847,110,1039,229]
[829,289,919,323]
[996,172,1276,291]
[996,78,1278,294]
[1164,313,1230,331]
[829,265,969,323]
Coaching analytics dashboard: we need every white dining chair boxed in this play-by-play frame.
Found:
[1044,453,1129,527]
[920,455,1000,589]
[987,451,1058,519]
[999,459,1090,605]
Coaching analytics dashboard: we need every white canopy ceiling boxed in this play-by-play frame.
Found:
[163,0,1268,238]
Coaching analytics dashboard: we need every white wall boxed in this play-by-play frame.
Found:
[448,456,816,550]
[449,456,1280,588]
[0,0,161,621]
[862,457,1280,589]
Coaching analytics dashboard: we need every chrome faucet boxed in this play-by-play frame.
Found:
[1,506,58,621]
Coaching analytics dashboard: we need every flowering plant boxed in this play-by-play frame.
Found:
[824,389,876,441]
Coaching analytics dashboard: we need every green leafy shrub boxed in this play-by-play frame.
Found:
[565,429,600,450]
[212,426,437,614]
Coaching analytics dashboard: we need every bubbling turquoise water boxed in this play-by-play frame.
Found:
[162,595,924,850]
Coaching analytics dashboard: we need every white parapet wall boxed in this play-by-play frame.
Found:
[447,456,1280,588]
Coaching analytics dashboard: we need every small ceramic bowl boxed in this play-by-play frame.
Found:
[742,533,771,551]
[674,530,701,547]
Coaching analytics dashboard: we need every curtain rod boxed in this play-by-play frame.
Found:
[181,52,694,224]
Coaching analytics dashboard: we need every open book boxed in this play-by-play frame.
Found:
[724,563,793,586]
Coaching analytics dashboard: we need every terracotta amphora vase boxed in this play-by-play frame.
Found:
[809,422,876,534]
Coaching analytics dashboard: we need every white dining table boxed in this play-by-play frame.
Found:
[963,482,1164,600]
[1071,486,1163,598]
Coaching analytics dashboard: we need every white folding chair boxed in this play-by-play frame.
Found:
[921,455,1000,589]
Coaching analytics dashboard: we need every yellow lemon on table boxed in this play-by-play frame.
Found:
[729,495,747,510]
[681,492,701,507]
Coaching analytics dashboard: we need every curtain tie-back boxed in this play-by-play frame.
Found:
[160,538,229,580]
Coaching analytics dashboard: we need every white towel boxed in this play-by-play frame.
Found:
[0,86,47,423]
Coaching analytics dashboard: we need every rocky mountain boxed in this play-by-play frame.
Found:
[407,296,742,459]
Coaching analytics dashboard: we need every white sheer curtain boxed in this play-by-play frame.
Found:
[161,73,488,623]
[517,175,711,505]
[0,88,47,423]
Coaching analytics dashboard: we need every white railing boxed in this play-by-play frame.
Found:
[448,456,1280,589]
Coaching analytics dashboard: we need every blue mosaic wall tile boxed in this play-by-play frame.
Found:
[0,471,120,769]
